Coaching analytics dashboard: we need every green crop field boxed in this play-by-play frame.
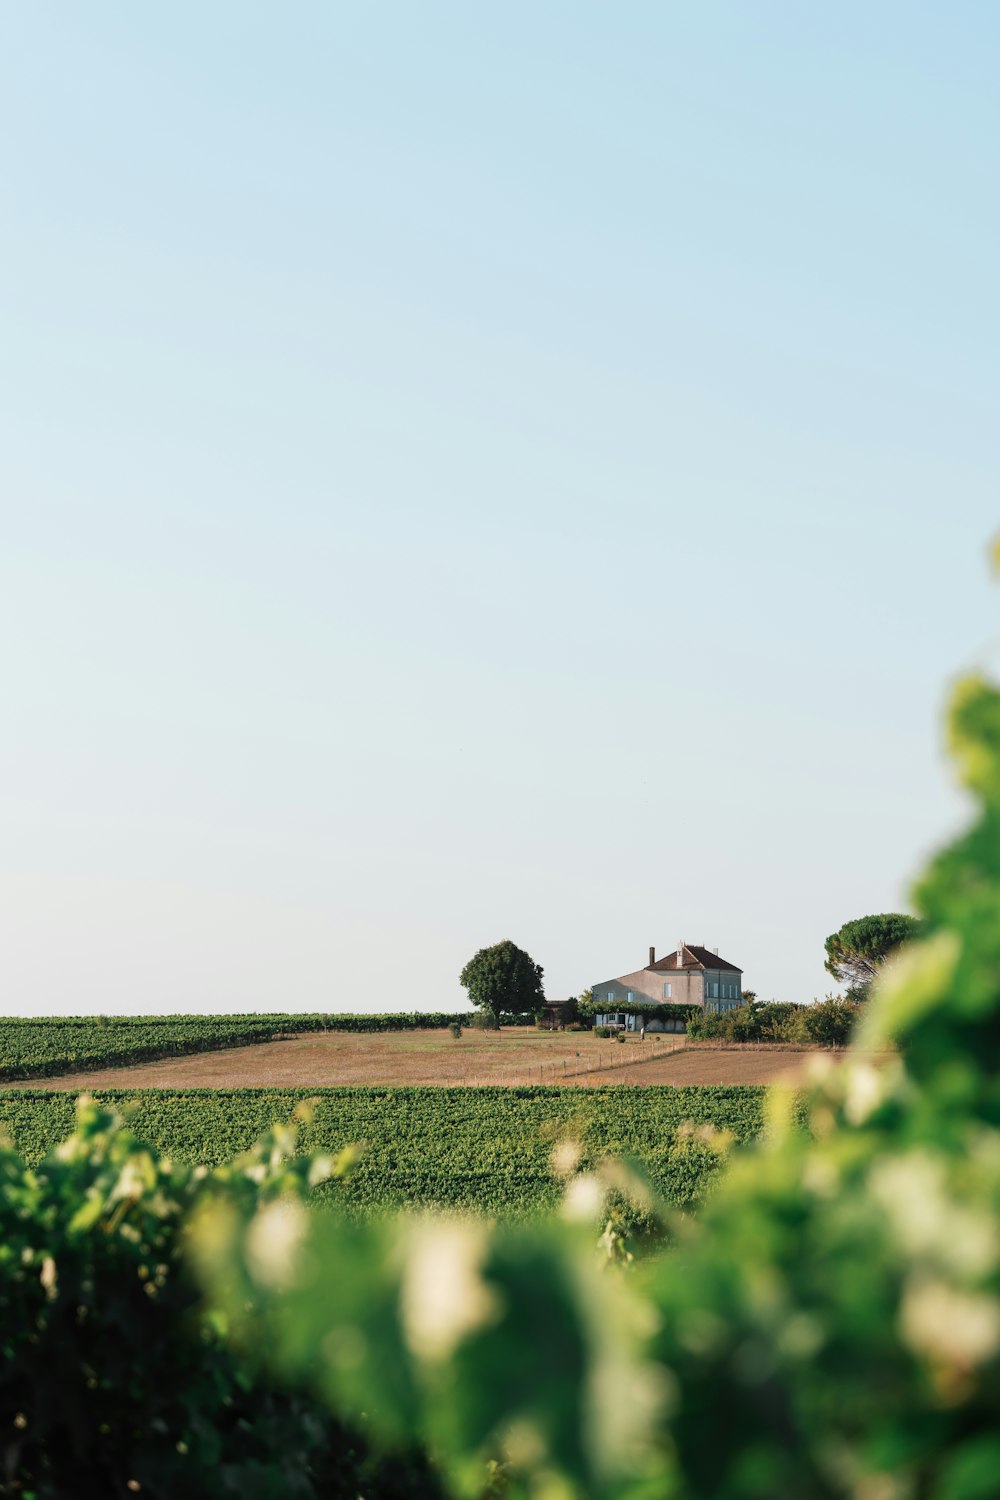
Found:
[0,1084,780,1216]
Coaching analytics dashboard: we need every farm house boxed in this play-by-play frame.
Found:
[592,941,743,1031]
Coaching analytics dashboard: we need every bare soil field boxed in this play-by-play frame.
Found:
[12,1028,879,1091]
[565,1044,876,1087]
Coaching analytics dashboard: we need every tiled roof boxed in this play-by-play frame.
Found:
[649,944,741,973]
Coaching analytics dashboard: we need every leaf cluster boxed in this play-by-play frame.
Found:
[0,1097,438,1499]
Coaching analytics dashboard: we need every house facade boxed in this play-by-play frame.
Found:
[592,942,743,1031]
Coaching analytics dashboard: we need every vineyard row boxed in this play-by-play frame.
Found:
[0,1084,780,1215]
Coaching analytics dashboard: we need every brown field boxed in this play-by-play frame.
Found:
[14,1028,880,1091]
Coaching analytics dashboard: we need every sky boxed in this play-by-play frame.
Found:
[1,4,998,1015]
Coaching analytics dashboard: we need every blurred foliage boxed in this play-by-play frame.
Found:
[0,1097,441,1498]
[190,669,1000,1499]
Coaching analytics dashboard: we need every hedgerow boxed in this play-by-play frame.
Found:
[687,994,863,1044]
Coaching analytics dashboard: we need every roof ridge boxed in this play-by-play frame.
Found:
[646,943,742,973]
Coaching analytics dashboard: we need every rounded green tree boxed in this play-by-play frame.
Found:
[459,939,544,1025]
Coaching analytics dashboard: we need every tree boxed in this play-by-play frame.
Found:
[459,940,544,1024]
[824,912,923,995]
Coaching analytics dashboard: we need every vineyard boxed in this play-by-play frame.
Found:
[0,1012,531,1083]
[0,1084,776,1215]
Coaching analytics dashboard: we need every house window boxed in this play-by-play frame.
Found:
[607,992,614,1002]
[663,983,671,999]
[712,982,719,999]
[627,991,634,1002]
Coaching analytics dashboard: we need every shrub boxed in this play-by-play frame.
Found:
[615,1031,626,1044]
[594,1026,611,1038]
[447,1021,462,1039]
[688,999,805,1042]
[799,994,861,1045]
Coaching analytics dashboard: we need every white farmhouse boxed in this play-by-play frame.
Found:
[592,942,743,1031]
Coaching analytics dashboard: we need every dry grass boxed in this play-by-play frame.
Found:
[565,1044,869,1087]
[11,1028,879,1091]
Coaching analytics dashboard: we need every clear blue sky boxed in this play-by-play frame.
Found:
[2,4,997,1014]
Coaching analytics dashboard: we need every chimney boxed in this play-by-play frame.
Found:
[712,947,718,956]
[676,939,685,966]
[648,946,655,966]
